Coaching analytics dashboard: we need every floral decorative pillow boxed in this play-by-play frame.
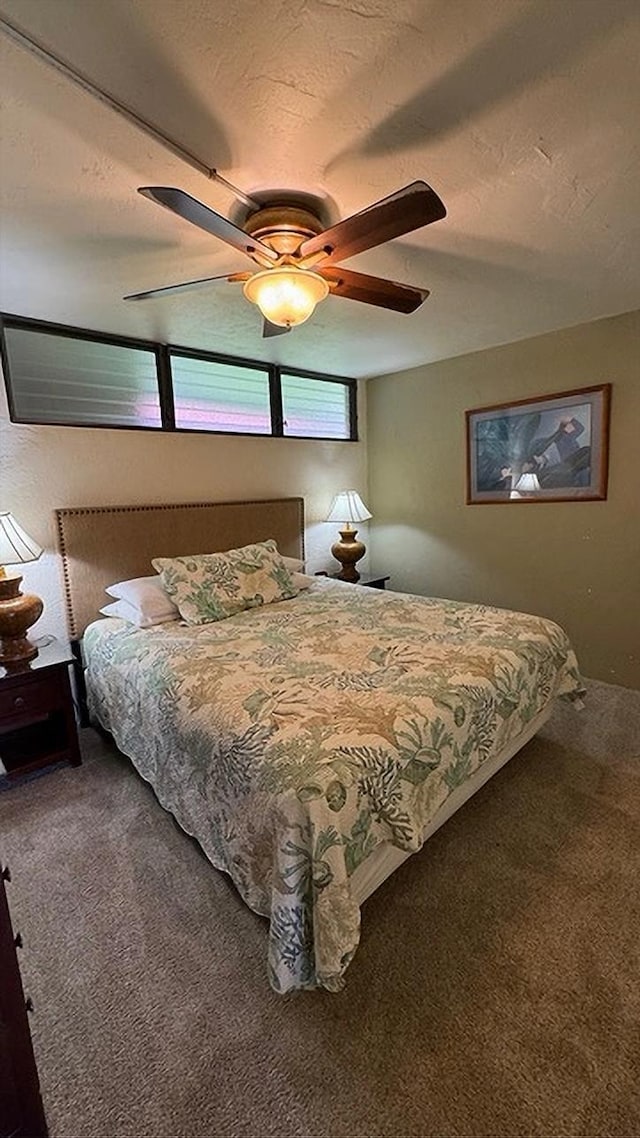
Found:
[151,539,298,625]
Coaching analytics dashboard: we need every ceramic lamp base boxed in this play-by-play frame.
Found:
[0,575,43,665]
[331,528,366,583]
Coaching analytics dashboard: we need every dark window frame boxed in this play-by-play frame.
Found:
[0,315,164,433]
[167,343,276,439]
[280,366,358,443]
[0,313,357,442]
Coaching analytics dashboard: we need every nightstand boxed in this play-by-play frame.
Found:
[0,639,81,780]
[329,573,390,590]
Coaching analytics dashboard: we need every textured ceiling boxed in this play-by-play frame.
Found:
[1,0,639,378]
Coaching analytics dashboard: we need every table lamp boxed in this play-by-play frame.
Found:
[326,490,372,582]
[0,512,44,665]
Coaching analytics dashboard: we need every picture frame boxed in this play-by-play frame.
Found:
[466,384,611,504]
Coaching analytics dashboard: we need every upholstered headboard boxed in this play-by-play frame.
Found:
[55,497,305,639]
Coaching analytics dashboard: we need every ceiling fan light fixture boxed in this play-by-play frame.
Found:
[243,267,329,328]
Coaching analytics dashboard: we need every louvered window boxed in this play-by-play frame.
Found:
[1,325,161,428]
[281,372,353,440]
[170,352,271,435]
[1,315,357,441]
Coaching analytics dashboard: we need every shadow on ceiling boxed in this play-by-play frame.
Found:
[325,0,633,170]
[5,0,232,175]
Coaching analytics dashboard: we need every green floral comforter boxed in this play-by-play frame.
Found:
[84,578,583,992]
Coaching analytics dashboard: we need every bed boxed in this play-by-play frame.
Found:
[56,498,584,993]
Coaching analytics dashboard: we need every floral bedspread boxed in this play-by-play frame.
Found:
[83,578,583,992]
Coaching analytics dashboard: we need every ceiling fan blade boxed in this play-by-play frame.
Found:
[297,181,446,267]
[138,187,278,266]
[319,266,429,313]
[263,319,291,338]
[124,271,251,302]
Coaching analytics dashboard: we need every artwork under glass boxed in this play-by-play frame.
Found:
[466,384,611,504]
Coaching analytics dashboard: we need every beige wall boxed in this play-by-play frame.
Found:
[0,375,368,642]
[367,309,640,689]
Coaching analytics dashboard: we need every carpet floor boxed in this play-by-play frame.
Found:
[1,679,639,1138]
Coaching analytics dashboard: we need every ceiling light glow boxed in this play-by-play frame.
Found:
[243,267,329,327]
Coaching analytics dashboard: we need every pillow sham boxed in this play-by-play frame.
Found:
[99,599,178,628]
[105,574,179,621]
[152,539,297,625]
[281,555,305,573]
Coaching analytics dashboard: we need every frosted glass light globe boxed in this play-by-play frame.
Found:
[243,268,329,327]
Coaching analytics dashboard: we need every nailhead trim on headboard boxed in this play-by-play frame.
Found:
[54,507,75,638]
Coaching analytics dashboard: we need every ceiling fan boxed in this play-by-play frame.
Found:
[124,180,446,337]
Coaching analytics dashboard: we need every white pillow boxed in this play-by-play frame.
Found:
[281,555,305,573]
[100,599,178,629]
[292,572,313,590]
[105,575,179,621]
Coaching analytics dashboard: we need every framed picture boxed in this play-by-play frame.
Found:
[466,384,611,504]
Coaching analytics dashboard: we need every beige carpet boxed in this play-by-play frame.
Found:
[1,679,639,1138]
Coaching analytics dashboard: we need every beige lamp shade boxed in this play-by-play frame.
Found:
[0,513,43,666]
[326,490,372,526]
[0,512,43,568]
[326,490,372,583]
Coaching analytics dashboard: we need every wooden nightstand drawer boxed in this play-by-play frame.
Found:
[0,640,81,779]
[0,674,62,726]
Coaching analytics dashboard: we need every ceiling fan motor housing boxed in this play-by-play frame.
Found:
[243,204,325,258]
